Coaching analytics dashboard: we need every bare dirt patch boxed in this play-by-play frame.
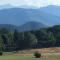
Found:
[18,47,60,56]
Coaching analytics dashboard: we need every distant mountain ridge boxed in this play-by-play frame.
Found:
[18,21,47,32]
[0,24,17,32]
[0,21,47,32]
[40,5,60,17]
[0,5,60,26]
[0,7,60,26]
[0,4,39,10]
[0,4,15,9]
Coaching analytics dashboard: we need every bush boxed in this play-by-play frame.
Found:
[34,51,41,58]
[0,51,3,56]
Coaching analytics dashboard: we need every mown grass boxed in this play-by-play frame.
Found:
[0,54,60,60]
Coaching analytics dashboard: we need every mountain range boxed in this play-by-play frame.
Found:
[40,5,60,17]
[0,5,60,26]
[0,5,60,31]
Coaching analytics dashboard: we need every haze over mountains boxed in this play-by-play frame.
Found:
[0,5,60,31]
[40,5,60,17]
[0,5,60,26]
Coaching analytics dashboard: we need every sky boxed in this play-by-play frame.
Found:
[0,0,60,8]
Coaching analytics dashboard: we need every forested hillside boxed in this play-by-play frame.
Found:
[0,21,47,32]
[0,25,60,51]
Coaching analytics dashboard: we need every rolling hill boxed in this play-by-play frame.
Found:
[0,21,47,32]
[18,21,47,32]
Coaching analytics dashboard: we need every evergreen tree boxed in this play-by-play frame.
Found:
[13,29,19,50]
[8,32,13,47]
[0,36,4,51]
[48,32,56,46]
[24,32,37,48]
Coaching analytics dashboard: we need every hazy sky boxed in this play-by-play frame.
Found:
[0,0,60,7]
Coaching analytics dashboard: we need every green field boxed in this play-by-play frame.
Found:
[0,54,60,60]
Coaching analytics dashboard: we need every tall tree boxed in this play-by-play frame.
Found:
[24,32,37,48]
[1,34,9,51]
[7,32,13,47]
[0,35,4,51]
[13,29,19,50]
[48,32,56,46]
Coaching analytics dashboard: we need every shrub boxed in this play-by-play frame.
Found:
[0,51,3,56]
[34,51,41,58]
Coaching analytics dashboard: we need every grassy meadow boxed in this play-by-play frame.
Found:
[0,54,60,60]
[0,47,60,60]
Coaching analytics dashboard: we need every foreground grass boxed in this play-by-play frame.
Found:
[0,47,60,60]
[0,54,60,60]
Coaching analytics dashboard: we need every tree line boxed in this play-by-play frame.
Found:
[0,25,60,51]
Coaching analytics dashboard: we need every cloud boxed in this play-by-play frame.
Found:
[51,0,60,5]
[0,0,60,7]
